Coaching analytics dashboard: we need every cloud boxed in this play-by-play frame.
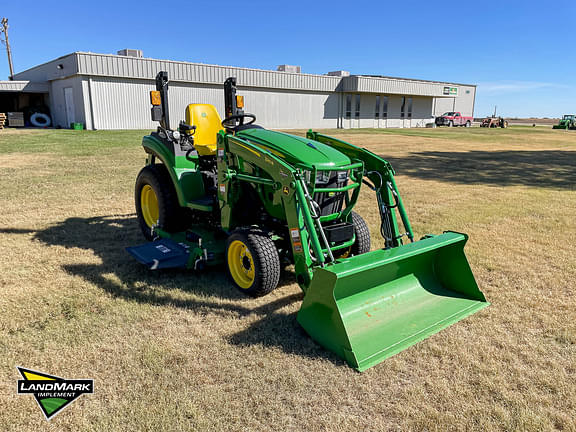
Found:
[477,81,569,94]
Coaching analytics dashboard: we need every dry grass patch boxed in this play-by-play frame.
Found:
[0,127,575,431]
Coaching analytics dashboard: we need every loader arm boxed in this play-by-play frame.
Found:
[307,130,414,247]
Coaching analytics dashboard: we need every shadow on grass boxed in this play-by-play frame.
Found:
[383,150,576,189]
[3,215,341,366]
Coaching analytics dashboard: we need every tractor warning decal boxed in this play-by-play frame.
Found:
[290,228,300,241]
[290,228,303,252]
[16,367,94,420]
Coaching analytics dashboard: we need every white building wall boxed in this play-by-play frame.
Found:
[241,87,338,129]
[386,96,403,128]
[358,94,374,128]
[85,77,339,130]
[454,85,476,117]
[14,54,78,82]
[432,86,475,117]
[433,97,455,116]
[411,96,434,127]
[74,52,342,93]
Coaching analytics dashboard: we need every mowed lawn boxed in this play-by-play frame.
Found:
[0,126,575,431]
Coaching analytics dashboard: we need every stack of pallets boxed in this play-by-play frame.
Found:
[0,113,6,129]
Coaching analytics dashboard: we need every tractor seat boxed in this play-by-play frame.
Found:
[185,104,223,156]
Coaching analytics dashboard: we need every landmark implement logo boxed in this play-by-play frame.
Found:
[16,367,94,420]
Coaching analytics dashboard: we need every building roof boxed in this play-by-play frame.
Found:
[14,52,475,97]
[0,80,49,92]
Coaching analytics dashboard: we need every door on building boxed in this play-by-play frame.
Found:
[64,87,75,128]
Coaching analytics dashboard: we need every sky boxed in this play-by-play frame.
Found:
[1,0,574,118]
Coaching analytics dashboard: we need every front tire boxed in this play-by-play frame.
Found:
[337,211,371,258]
[226,229,280,297]
[350,211,371,255]
[135,164,187,240]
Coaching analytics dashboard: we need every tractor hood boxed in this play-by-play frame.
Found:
[236,128,351,169]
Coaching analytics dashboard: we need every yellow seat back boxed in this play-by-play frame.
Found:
[185,104,223,156]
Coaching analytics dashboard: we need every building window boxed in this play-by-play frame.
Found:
[407,97,413,118]
[400,97,406,118]
[355,94,361,118]
[382,96,388,118]
[375,95,380,118]
[345,94,351,119]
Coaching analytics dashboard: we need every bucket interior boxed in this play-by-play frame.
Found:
[298,232,489,371]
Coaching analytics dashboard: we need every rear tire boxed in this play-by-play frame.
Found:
[465,121,471,127]
[350,211,371,256]
[448,121,454,127]
[226,229,280,297]
[135,164,187,240]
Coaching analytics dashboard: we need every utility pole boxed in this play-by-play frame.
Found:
[1,18,15,80]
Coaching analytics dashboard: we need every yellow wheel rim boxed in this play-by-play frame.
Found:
[339,247,351,259]
[227,240,255,289]
[140,184,159,228]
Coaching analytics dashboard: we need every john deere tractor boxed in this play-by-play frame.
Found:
[127,71,488,371]
[553,114,576,130]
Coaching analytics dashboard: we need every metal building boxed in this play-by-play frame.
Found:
[4,51,476,130]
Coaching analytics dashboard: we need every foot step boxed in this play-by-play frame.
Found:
[126,239,190,269]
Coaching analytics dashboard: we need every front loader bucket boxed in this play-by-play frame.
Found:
[297,231,488,371]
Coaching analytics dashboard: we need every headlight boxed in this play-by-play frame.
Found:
[315,171,331,185]
[337,171,348,183]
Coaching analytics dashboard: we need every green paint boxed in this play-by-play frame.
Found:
[298,232,489,371]
[138,125,489,371]
[40,397,68,415]
[237,128,351,169]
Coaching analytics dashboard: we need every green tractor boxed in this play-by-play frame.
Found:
[553,114,576,130]
[127,72,489,371]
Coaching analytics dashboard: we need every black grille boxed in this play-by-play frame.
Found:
[314,174,346,216]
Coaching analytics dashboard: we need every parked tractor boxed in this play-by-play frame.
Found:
[480,116,509,128]
[127,72,489,371]
[553,114,576,130]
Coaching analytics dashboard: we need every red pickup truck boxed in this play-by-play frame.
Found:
[435,112,473,127]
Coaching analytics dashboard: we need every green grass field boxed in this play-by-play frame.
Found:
[0,127,575,431]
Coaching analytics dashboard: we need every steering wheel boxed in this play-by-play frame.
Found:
[221,113,256,130]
